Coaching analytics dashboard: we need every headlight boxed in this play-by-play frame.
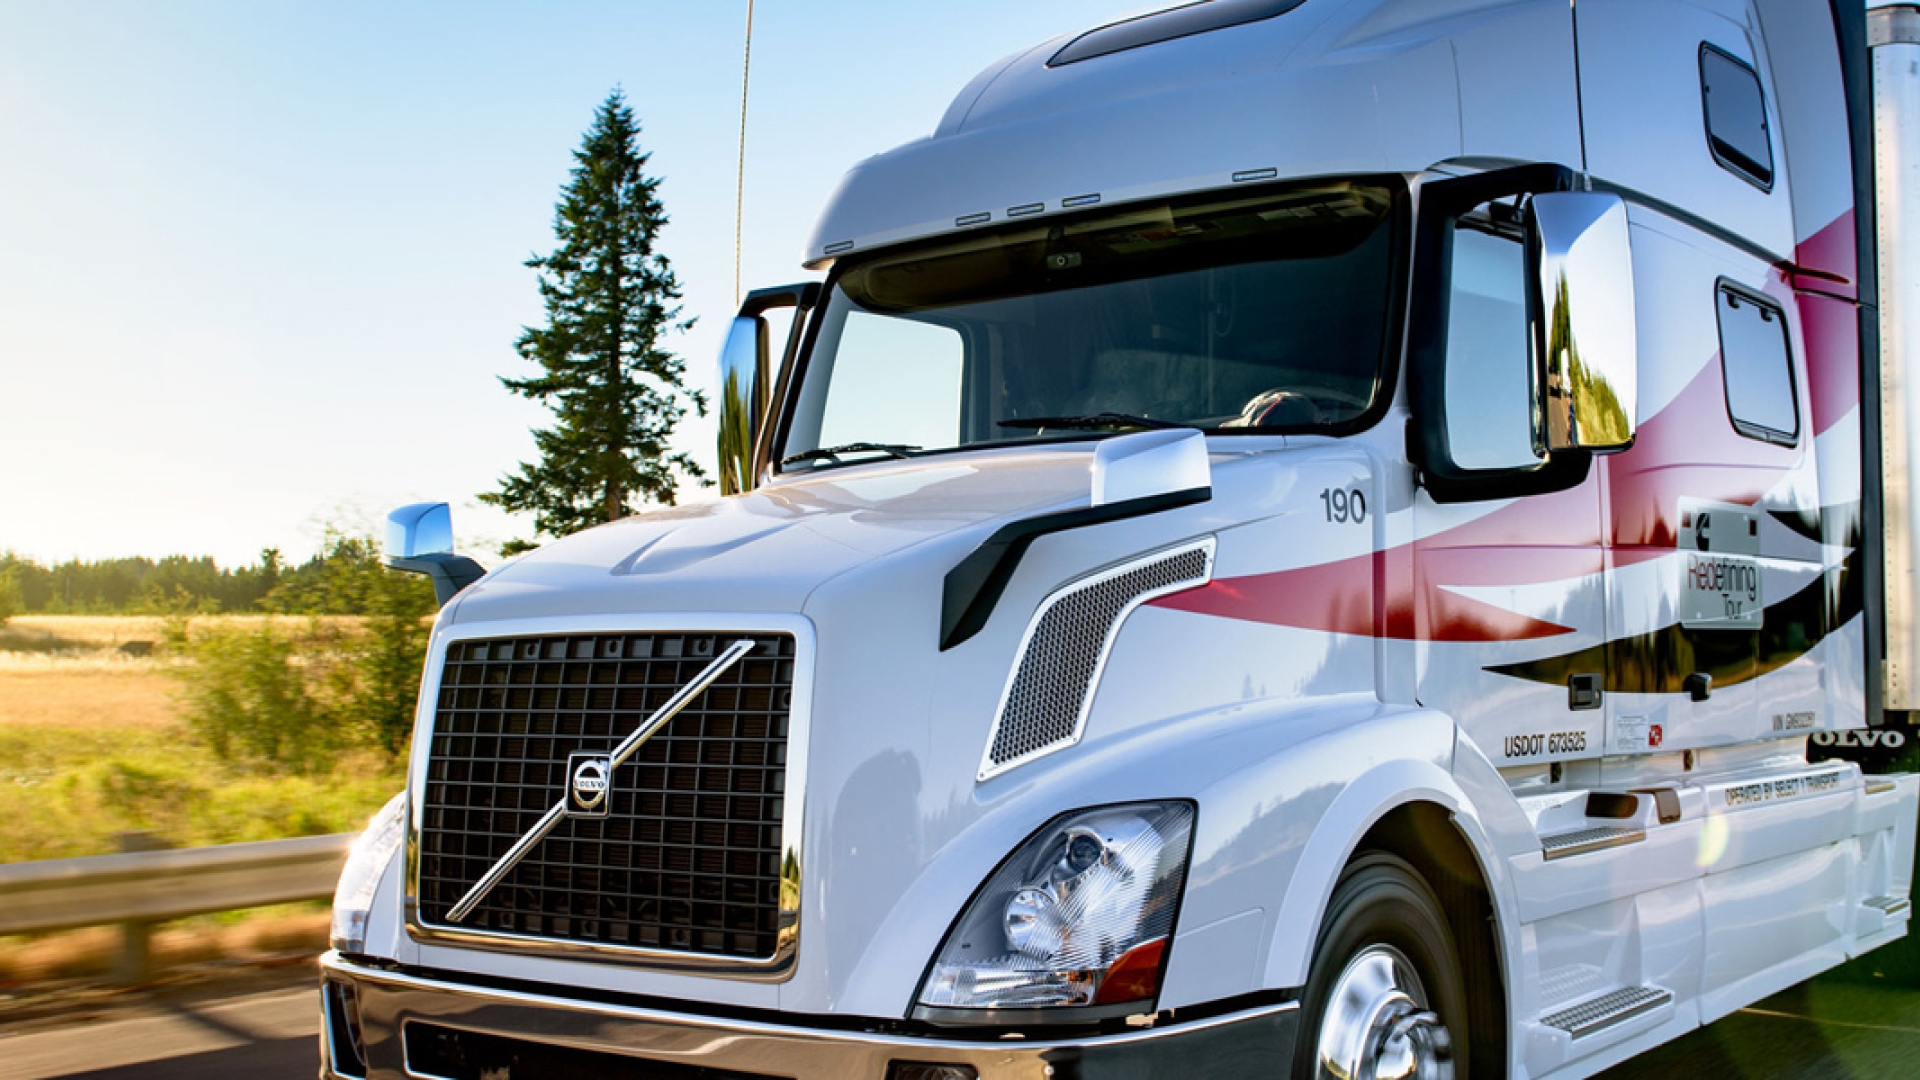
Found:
[330,792,407,955]
[917,802,1194,1014]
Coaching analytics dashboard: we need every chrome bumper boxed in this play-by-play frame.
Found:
[319,951,1299,1080]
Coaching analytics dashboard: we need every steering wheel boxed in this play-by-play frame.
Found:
[1306,386,1371,411]
[1232,386,1371,427]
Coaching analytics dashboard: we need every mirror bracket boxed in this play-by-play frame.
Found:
[720,283,821,495]
[388,552,487,608]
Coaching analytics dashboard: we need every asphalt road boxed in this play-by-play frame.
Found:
[3,969,1918,1079]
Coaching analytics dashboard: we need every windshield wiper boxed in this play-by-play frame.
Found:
[780,442,921,467]
[996,412,1190,432]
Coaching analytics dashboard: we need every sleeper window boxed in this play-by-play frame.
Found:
[1717,284,1797,445]
[1701,44,1773,190]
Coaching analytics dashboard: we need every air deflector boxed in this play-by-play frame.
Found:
[1049,0,1308,67]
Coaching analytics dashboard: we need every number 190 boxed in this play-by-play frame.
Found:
[1320,487,1367,524]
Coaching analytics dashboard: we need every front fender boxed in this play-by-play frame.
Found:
[831,696,1516,1018]
[1160,708,1518,1010]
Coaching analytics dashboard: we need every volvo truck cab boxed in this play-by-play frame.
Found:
[323,2,1920,1077]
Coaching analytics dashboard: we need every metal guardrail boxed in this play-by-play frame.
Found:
[0,833,353,982]
[0,832,354,936]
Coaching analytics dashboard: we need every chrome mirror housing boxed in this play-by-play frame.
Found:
[1530,191,1637,454]
[384,502,485,609]
[385,502,455,560]
[718,315,768,496]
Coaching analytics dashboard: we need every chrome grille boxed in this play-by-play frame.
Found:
[415,631,795,961]
[982,541,1213,778]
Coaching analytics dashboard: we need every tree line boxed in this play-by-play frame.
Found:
[0,538,430,617]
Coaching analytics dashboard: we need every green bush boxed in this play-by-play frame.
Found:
[0,727,404,863]
[176,619,338,773]
[172,529,435,773]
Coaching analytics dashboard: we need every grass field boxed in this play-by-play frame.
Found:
[0,655,181,729]
[2,615,177,651]
[0,615,406,864]
[0,615,405,984]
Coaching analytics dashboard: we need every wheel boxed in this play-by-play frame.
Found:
[1294,852,1469,1080]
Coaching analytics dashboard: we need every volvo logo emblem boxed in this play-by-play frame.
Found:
[568,753,612,817]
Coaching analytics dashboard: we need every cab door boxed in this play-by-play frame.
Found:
[1407,178,1612,779]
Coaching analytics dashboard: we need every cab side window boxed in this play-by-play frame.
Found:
[1717,283,1797,445]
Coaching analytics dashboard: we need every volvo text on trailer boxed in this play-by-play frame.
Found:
[323,2,1920,1077]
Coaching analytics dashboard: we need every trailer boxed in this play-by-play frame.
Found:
[324,2,1920,1077]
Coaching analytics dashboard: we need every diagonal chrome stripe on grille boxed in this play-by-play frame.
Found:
[444,638,760,924]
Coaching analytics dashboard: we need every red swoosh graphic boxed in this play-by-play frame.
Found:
[1153,480,1604,642]
[1152,547,1582,641]
[1787,210,1856,301]
[1152,213,1852,642]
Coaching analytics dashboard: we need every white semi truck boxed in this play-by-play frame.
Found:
[323,2,1920,1077]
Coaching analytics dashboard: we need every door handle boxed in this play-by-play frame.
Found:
[1569,673,1603,711]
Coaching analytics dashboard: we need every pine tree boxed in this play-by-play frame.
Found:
[482,88,707,553]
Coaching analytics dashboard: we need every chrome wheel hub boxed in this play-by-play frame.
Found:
[1313,944,1454,1080]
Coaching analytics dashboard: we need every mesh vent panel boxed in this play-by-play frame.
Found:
[416,632,794,960]
[988,546,1209,769]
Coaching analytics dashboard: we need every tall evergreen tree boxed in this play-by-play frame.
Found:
[482,88,707,552]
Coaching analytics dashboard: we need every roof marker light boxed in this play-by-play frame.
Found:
[1062,193,1102,208]
[1233,168,1279,183]
[1008,202,1045,218]
[824,240,854,254]
[956,212,991,227]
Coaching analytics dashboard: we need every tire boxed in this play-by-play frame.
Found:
[1293,852,1471,1080]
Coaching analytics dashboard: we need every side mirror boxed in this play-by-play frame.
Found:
[717,283,822,496]
[385,501,454,558]
[717,316,769,497]
[1408,167,1636,504]
[1530,191,1637,454]
[384,502,486,608]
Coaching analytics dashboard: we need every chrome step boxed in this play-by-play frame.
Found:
[1541,825,1646,860]
[1866,895,1912,918]
[1541,985,1673,1039]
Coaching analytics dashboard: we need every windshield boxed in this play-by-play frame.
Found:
[777,178,1404,470]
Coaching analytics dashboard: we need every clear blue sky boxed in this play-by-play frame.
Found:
[0,0,1152,565]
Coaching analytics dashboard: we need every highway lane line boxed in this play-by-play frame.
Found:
[1737,1006,1920,1036]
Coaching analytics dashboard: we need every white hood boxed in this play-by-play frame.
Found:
[447,447,1111,627]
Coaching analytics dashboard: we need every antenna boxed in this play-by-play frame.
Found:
[734,0,755,308]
